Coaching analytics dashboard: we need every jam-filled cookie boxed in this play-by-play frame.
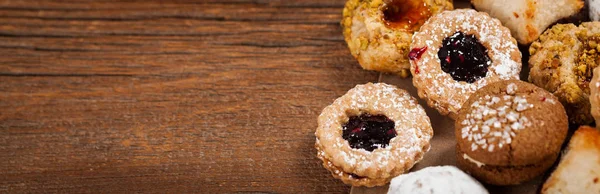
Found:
[409,9,522,119]
[529,22,600,124]
[455,80,568,185]
[315,83,433,187]
[342,0,453,77]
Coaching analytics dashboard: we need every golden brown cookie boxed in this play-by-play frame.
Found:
[315,83,433,187]
[471,0,584,45]
[529,22,600,124]
[542,126,600,194]
[455,80,568,185]
[342,0,453,77]
[410,9,522,119]
[590,67,600,124]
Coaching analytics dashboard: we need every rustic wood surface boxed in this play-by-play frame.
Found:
[0,0,375,193]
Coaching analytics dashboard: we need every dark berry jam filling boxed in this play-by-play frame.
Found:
[382,0,431,32]
[438,31,492,83]
[342,113,396,152]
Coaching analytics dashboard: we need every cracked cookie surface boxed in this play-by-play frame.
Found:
[455,80,568,185]
[529,22,600,124]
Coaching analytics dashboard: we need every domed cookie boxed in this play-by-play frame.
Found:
[387,166,488,194]
[542,126,600,194]
[471,0,584,44]
[315,83,433,187]
[410,9,522,119]
[590,67,600,124]
[529,22,600,124]
[342,0,453,77]
[455,80,568,185]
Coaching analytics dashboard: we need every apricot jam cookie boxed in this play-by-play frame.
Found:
[315,83,433,187]
[455,80,568,185]
[342,0,453,77]
[409,9,522,119]
[529,22,600,124]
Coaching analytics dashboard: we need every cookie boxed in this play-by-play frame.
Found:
[455,80,568,185]
[529,22,600,124]
[472,0,584,45]
[590,0,600,21]
[387,166,488,194]
[591,67,600,124]
[315,83,433,187]
[542,126,600,194]
[342,0,453,77]
[410,9,522,119]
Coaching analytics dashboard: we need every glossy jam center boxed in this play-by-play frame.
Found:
[382,0,431,32]
[342,114,396,152]
[438,31,491,83]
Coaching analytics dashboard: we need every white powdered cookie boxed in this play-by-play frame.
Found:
[387,166,488,194]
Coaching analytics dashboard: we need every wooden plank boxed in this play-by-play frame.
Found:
[0,0,376,193]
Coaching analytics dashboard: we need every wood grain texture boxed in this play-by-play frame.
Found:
[0,0,377,193]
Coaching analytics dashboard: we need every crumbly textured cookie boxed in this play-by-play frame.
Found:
[529,22,600,124]
[471,0,584,45]
[455,80,569,185]
[315,83,433,187]
[542,126,600,194]
[387,166,489,194]
[409,9,522,119]
[590,0,600,21]
[591,67,600,124]
[342,0,453,77]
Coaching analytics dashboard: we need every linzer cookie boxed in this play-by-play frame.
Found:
[342,0,453,77]
[315,83,433,187]
[455,80,568,185]
[410,9,522,119]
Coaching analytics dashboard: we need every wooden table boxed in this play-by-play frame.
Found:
[0,0,369,193]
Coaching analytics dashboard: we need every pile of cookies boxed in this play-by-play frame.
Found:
[315,0,600,193]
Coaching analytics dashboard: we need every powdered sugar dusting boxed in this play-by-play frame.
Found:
[410,9,521,115]
[316,83,433,178]
[460,93,533,152]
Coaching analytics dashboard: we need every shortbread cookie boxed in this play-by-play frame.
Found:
[410,9,522,119]
[315,83,433,187]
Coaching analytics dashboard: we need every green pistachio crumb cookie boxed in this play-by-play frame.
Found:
[529,22,600,124]
[342,0,453,77]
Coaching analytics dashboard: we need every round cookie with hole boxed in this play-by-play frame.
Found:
[342,0,453,77]
[455,80,568,185]
[315,83,433,187]
[409,9,522,119]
